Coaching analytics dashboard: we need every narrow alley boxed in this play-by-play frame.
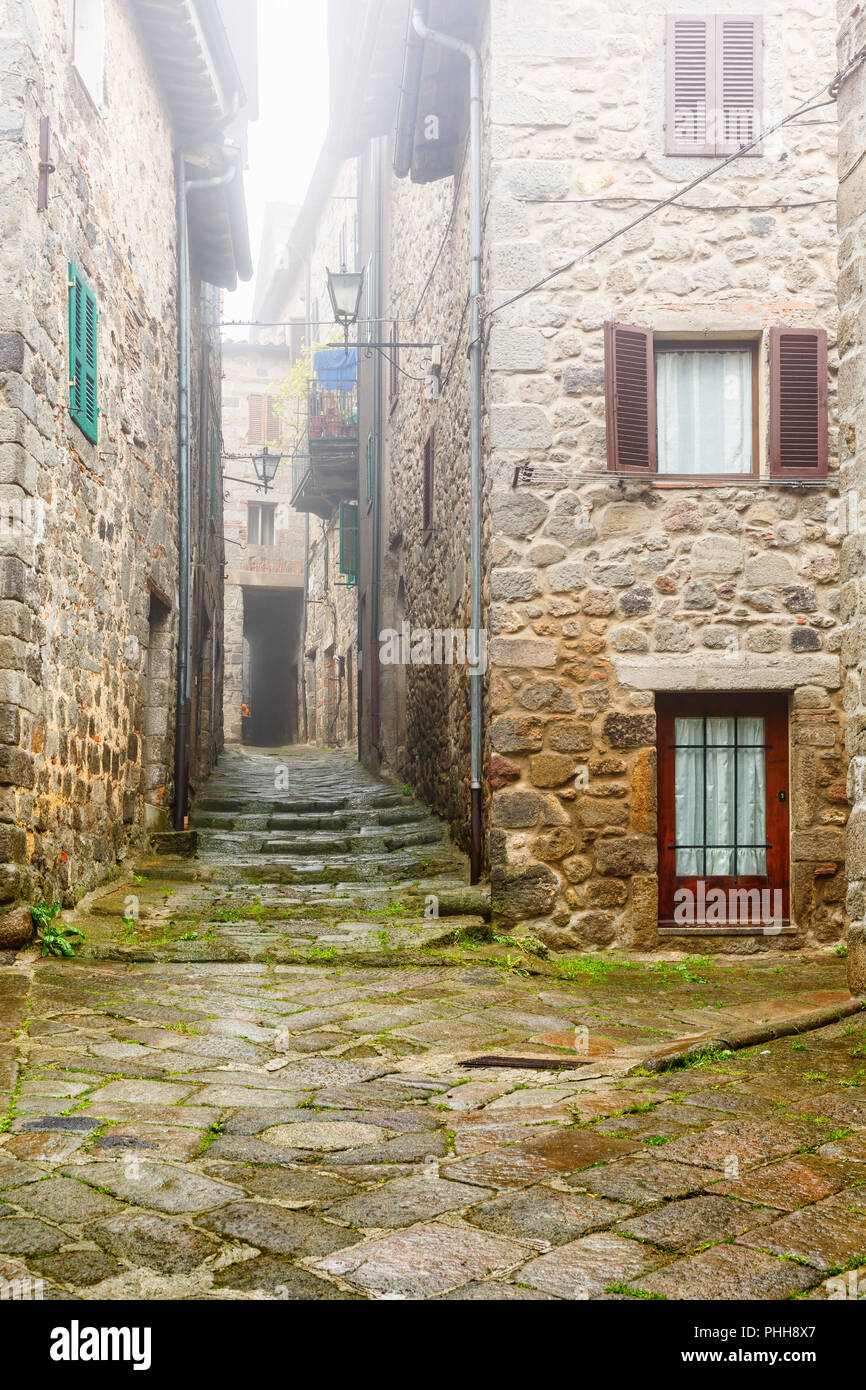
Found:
[6,0,866,1338]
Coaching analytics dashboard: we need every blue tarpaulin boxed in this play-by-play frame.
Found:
[314,348,357,390]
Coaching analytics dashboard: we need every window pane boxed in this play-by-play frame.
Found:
[674,717,703,876]
[706,717,735,876]
[674,714,766,877]
[657,349,752,474]
[737,715,766,875]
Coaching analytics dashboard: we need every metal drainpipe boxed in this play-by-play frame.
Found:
[173,147,242,831]
[370,138,384,756]
[411,9,484,883]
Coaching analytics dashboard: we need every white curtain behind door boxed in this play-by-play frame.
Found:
[675,716,766,877]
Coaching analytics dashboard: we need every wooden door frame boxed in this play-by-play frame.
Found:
[656,693,790,926]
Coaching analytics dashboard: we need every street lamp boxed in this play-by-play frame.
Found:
[252,445,281,493]
[327,265,365,345]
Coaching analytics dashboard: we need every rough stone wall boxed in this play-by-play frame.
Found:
[488,483,846,949]
[188,285,225,797]
[375,13,491,844]
[838,0,866,993]
[0,0,212,906]
[482,0,843,947]
[303,522,356,748]
[221,341,303,744]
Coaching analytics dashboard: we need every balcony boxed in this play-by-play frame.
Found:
[290,376,359,518]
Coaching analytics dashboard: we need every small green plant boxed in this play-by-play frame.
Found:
[515,934,550,959]
[31,901,85,958]
[834,943,848,958]
[31,900,61,933]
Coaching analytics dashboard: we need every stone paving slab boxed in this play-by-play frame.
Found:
[735,1188,866,1270]
[520,1231,669,1298]
[314,1221,528,1297]
[616,1195,776,1251]
[630,1245,822,1300]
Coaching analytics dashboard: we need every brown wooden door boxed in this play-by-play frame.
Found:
[657,693,789,927]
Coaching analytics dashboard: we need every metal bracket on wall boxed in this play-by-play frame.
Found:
[38,116,54,211]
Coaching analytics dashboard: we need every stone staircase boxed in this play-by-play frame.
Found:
[81,747,491,964]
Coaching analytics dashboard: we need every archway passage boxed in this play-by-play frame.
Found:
[241,587,303,746]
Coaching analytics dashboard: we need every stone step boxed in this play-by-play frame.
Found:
[368,792,412,807]
[259,836,352,855]
[376,806,427,826]
[267,814,351,831]
[271,797,349,813]
[149,830,198,857]
[382,829,444,850]
[191,813,271,831]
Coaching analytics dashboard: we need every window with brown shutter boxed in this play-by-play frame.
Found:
[769,328,828,478]
[605,321,827,479]
[665,14,762,157]
[247,394,281,444]
[422,430,434,540]
[247,393,265,444]
[604,322,656,473]
[717,16,763,153]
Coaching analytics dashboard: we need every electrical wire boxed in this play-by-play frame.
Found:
[476,45,866,333]
[410,192,461,323]
[518,197,836,212]
[440,293,471,391]
[367,342,430,383]
[479,101,840,331]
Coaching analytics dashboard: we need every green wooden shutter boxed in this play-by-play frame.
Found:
[338,501,359,586]
[68,263,98,442]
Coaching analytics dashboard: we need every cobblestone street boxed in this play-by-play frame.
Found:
[1,750,864,1301]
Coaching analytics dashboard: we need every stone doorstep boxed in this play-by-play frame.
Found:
[658,926,799,937]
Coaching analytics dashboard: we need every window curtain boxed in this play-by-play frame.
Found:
[657,350,752,474]
[674,716,766,877]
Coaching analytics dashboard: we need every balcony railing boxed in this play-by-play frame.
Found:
[290,385,359,517]
[307,386,358,442]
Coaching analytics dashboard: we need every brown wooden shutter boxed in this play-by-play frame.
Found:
[247,393,265,443]
[604,322,656,473]
[716,15,762,155]
[266,397,281,442]
[769,328,828,479]
[665,16,714,155]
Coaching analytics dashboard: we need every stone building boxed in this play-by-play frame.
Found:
[0,0,254,925]
[257,151,361,749]
[221,337,305,746]
[837,0,866,994]
[221,207,306,749]
[330,0,844,951]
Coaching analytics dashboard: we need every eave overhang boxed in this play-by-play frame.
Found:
[185,146,253,291]
[131,0,245,137]
[328,0,483,183]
